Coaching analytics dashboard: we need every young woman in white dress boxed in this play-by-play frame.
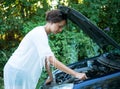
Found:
[4,9,87,89]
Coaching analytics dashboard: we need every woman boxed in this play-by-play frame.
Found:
[4,9,87,89]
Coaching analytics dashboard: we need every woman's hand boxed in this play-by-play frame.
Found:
[45,77,53,85]
[74,72,88,80]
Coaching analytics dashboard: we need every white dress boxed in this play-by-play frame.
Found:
[4,26,54,89]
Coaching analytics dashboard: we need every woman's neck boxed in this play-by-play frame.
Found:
[44,23,51,34]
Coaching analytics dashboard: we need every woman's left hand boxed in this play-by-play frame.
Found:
[45,77,53,85]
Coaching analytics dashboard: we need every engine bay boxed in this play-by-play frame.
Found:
[41,53,120,89]
[53,53,120,85]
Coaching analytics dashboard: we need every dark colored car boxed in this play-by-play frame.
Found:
[42,6,120,89]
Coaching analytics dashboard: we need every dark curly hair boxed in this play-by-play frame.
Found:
[45,9,67,23]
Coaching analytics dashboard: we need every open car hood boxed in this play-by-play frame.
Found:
[58,6,120,52]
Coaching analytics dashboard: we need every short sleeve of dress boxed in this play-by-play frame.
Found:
[29,26,55,68]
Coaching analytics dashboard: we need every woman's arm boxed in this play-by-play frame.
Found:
[45,58,53,84]
[48,56,87,80]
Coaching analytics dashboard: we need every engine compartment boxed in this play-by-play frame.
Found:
[53,53,120,85]
[42,53,120,89]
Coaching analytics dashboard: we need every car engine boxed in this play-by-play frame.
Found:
[53,53,120,84]
[42,53,120,89]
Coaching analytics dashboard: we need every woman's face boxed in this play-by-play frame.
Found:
[50,20,66,34]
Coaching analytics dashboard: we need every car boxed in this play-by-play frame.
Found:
[41,6,120,89]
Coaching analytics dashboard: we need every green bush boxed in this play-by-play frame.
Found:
[49,21,100,65]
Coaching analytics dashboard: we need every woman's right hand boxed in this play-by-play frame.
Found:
[74,72,88,80]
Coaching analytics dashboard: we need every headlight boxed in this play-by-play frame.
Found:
[51,83,73,89]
